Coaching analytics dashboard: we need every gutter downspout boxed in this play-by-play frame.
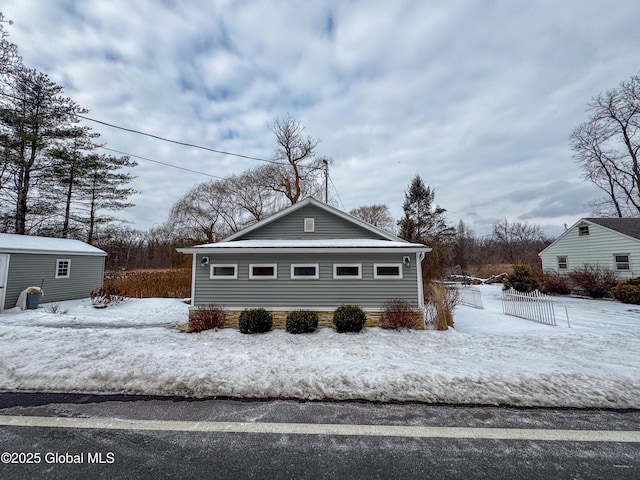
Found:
[416,251,426,328]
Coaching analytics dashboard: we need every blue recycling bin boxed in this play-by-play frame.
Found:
[26,293,42,310]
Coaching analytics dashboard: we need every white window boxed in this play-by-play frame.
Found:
[557,256,568,270]
[291,264,319,279]
[210,264,237,279]
[374,263,403,279]
[579,225,589,236]
[333,264,362,279]
[614,254,630,271]
[55,259,71,279]
[249,264,277,279]
[304,218,315,232]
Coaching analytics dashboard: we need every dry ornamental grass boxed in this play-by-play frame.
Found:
[102,269,191,298]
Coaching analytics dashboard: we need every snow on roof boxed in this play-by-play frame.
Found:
[0,233,107,256]
[192,239,428,249]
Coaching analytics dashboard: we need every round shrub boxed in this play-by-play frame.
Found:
[611,277,640,305]
[189,304,227,332]
[286,310,319,334]
[238,308,273,334]
[380,299,420,329]
[332,304,366,333]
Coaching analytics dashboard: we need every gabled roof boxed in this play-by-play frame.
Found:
[178,197,430,254]
[538,217,640,256]
[585,217,640,241]
[0,233,107,256]
[222,196,405,243]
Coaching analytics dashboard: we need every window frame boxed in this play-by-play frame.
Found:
[304,218,315,233]
[55,259,71,279]
[249,263,278,279]
[557,256,568,270]
[578,225,590,236]
[333,263,362,280]
[291,263,320,280]
[373,263,403,279]
[614,254,630,271]
[209,263,238,279]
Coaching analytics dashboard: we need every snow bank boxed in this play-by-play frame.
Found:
[0,286,638,408]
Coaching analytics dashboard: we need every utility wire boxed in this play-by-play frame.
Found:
[99,146,226,180]
[77,114,283,165]
[0,90,283,165]
[328,174,346,211]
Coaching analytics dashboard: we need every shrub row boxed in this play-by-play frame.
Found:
[188,300,423,333]
[504,263,627,300]
[611,277,640,305]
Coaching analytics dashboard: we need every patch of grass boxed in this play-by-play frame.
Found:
[425,283,460,331]
[103,269,191,298]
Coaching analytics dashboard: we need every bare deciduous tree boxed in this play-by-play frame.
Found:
[349,204,395,233]
[571,74,640,217]
[265,115,327,204]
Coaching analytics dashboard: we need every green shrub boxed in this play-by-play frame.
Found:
[568,265,618,298]
[610,277,640,304]
[238,308,273,334]
[380,299,420,329]
[333,305,367,333]
[541,271,571,295]
[502,263,540,293]
[285,310,319,334]
[189,304,227,332]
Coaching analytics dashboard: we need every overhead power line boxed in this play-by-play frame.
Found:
[99,146,226,180]
[77,114,282,165]
[0,90,282,165]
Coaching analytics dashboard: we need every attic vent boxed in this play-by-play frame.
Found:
[304,218,315,232]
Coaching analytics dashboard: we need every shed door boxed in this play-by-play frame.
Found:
[0,254,8,311]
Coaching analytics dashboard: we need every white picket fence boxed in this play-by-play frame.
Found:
[501,288,556,326]
[456,285,484,309]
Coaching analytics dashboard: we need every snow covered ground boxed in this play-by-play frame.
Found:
[0,285,638,408]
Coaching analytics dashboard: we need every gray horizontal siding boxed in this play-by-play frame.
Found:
[193,252,420,310]
[540,223,640,278]
[240,204,387,240]
[3,253,104,309]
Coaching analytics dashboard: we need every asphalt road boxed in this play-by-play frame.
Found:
[0,393,638,479]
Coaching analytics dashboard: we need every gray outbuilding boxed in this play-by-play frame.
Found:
[0,233,107,311]
[178,197,431,329]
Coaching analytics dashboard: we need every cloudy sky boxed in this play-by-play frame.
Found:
[3,0,639,237]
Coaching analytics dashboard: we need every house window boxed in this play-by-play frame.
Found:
[614,254,630,271]
[579,226,589,236]
[374,263,403,279]
[304,218,315,233]
[210,264,237,279]
[55,259,71,279]
[557,256,568,270]
[291,264,319,279]
[249,264,277,279]
[333,264,362,279]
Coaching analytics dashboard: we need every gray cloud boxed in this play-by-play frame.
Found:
[2,0,639,237]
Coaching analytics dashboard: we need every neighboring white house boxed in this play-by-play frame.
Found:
[539,218,640,278]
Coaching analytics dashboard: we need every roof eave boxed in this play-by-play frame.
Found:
[0,248,108,256]
[177,246,431,255]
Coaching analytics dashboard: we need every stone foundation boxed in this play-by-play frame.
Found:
[188,308,424,330]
